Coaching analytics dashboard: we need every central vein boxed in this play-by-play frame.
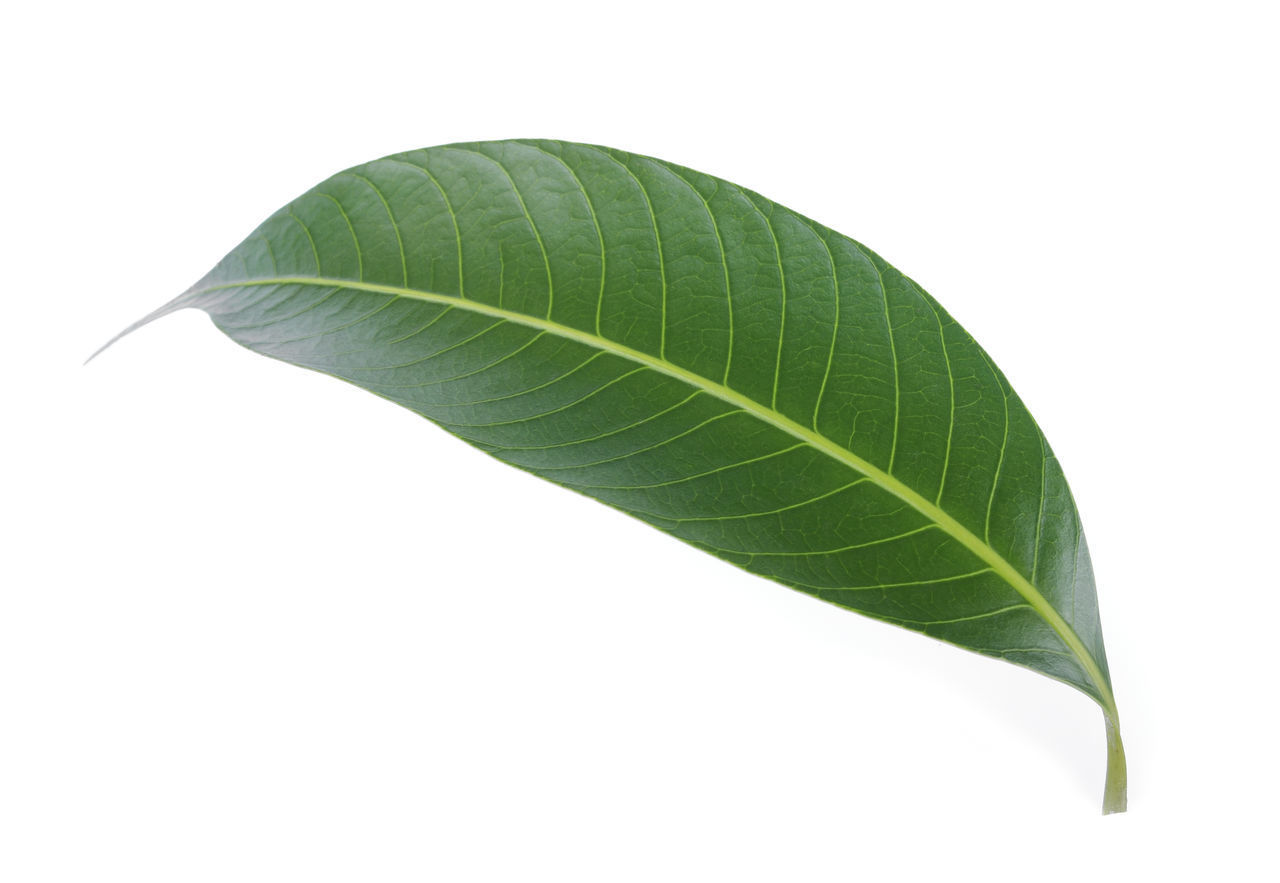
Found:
[198,275,1116,713]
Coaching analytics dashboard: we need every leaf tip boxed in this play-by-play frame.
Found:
[86,294,195,366]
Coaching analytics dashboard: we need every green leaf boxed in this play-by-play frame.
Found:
[100,139,1125,813]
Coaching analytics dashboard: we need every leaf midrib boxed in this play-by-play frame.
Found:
[198,275,1116,713]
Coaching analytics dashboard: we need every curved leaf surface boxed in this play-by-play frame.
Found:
[104,139,1125,812]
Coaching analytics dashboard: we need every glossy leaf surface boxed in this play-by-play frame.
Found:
[106,140,1125,811]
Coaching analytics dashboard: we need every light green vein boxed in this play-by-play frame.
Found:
[452,147,555,319]
[401,328,546,391]
[605,151,669,358]
[249,289,401,348]
[256,234,278,273]
[741,190,789,411]
[519,142,608,336]
[531,409,744,472]
[285,209,322,273]
[191,275,1118,717]
[882,602,1032,627]
[561,442,806,492]
[850,242,899,473]
[340,172,407,287]
[436,366,645,431]
[696,522,937,559]
[378,157,464,298]
[978,348,1011,546]
[480,389,707,454]
[795,567,992,593]
[1032,436,1049,584]
[793,217,840,431]
[427,351,607,408]
[215,285,342,331]
[916,284,956,506]
[662,164,735,384]
[670,478,870,524]
[314,192,362,281]
[330,320,510,384]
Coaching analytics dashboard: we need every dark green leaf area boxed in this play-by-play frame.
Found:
[188,140,1111,705]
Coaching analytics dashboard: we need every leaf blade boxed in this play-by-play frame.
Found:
[110,139,1124,810]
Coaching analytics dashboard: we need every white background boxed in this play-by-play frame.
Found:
[4,1,1278,879]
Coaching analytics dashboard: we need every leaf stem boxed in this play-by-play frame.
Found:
[1102,712,1127,814]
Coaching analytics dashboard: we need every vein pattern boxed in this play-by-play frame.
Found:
[163,139,1116,716]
